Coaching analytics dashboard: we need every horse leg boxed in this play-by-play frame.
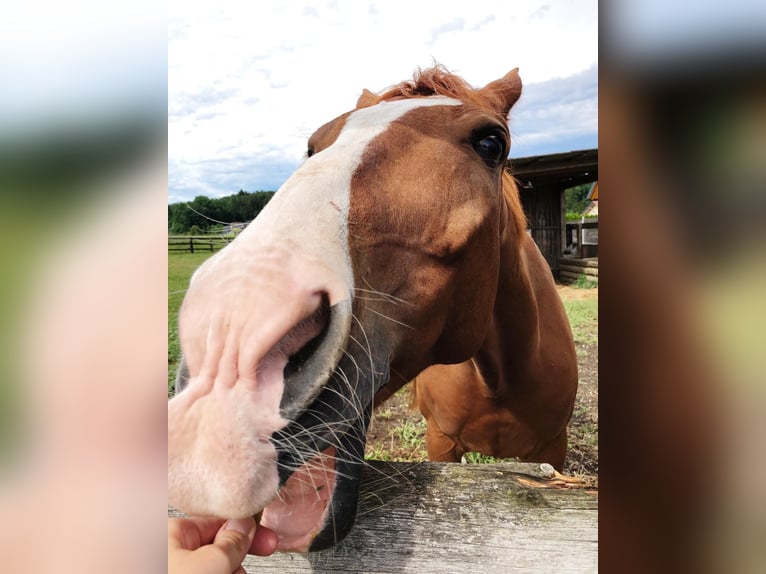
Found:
[424,419,463,462]
[525,428,568,471]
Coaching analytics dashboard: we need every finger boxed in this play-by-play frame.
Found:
[192,518,256,572]
[168,517,227,550]
[249,524,278,556]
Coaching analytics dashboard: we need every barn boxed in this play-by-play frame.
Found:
[508,148,598,278]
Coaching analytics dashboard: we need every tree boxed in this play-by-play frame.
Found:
[564,183,593,215]
[168,190,276,234]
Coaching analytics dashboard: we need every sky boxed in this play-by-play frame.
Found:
[168,1,598,203]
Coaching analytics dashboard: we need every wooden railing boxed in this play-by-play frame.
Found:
[168,236,233,253]
[169,461,597,573]
[564,221,598,259]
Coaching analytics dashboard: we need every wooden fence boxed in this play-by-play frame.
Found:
[559,256,599,284]
[564,221,598,259]
[169,461,597,573]
[168,235,233,253]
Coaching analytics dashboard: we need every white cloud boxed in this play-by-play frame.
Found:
[511,64,598,155]
[169,0,598,201]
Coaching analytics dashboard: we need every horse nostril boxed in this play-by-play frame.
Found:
[283,292,331,380]
[276,294,351,421]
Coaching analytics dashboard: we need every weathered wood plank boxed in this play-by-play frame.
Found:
[171,461,597,573]
[560,257,599,269]
[560,273,599,286]
[559,264,599,277]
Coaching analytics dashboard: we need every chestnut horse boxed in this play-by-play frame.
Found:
[168,66,577,552]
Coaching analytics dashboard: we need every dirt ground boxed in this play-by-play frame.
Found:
[364,284,598,484]
[559,286,599,480]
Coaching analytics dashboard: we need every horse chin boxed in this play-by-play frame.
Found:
[259,446,339,552]
[262,402,370,551]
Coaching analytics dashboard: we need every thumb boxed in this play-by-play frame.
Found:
[198,518,257,571]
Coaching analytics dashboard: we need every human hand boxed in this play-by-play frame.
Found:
[168,516,278,574]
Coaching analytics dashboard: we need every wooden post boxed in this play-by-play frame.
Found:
[575,223,582,259]
[560,188,567,258]
[189,237,194,254]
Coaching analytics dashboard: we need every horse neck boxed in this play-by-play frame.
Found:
[474,206,545,398]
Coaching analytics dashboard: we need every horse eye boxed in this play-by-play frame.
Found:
[473,133,507,166]
[307,147,315,158]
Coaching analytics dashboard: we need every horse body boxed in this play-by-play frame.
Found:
[168,66,577,552]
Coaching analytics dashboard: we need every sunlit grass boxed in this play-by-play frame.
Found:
[563,298,598,345]
[168,251,216,393]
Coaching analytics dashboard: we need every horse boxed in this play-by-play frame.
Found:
[167,65,578,552]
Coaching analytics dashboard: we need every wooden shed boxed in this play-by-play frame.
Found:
[508,149,598,276]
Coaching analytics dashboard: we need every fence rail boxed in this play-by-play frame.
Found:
[170,461,597,573]
[168,235,233,253]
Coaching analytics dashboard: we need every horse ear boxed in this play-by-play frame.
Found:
[356,89,378,109]
[480,68,522,117]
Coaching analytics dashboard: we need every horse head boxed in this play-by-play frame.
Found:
[168,66,525,551]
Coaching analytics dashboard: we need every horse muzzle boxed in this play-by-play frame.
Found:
[169,284,389,551]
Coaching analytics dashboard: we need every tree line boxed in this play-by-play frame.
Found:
[168,190,275,234]
[564,183,594,219]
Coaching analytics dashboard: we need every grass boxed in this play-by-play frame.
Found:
[462,452,519,464]
[394,419,427,450]
[168,251,217,393]
[562,298,598,346]
[573,273,598,289]
[365,444,393,461]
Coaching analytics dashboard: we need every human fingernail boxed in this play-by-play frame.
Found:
[224,518,256,537]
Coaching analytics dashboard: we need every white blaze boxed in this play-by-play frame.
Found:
[229,96,462,301]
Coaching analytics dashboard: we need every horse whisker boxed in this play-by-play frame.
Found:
[365,307,416,330]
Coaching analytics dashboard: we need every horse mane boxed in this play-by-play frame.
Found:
[373,64,500,115]
[365,65,528,240]
[502,171,528,240]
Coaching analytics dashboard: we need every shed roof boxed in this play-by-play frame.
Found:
[507,148,598,190]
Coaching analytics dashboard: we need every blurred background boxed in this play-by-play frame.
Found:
[602,1,765,572]
[0,2,167,572]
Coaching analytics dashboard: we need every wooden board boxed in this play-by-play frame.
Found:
[559,264,599,277]
[559,257,599,269]
[560,271,599,284]
[171,461,597,573]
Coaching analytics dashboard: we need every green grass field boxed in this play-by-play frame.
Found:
[168,251,217,391]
